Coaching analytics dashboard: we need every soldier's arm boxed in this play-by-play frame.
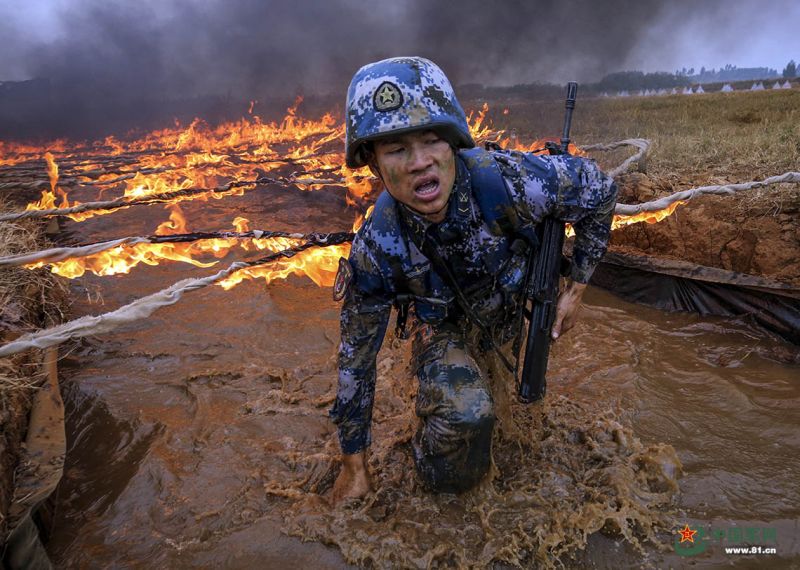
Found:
[500,150,617,282]
[329,235,392,456]
[507,152,617,337]
[550,155,618,284]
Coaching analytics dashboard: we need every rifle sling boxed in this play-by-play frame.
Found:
[411,229,517,374]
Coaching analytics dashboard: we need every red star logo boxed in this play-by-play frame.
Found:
[678,524,698,543]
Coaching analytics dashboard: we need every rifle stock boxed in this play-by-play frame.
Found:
[517,82,577,404]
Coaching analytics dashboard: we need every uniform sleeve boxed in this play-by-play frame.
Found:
[497,151,617,284]
[329,231,393,454]
[548,155,618,284]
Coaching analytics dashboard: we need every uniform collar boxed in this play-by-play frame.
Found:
[397,157,472,245]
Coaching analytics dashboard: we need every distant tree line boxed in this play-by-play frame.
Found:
[680,64,778,83]
[589,63,794,92]
[593,71,690,92]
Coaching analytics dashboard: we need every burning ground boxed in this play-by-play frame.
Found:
[1,89,799,567]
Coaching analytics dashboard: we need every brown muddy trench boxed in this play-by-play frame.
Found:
[42,181,800,569]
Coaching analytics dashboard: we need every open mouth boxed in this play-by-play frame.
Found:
[413,176,440,202]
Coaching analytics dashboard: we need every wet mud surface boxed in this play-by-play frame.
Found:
[44,183,800,568]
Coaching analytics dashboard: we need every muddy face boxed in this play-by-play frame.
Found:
[371,130,456,223]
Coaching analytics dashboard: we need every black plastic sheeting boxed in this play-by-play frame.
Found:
[590,250,800,345]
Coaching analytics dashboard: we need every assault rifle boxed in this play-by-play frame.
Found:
[517,82,578,403]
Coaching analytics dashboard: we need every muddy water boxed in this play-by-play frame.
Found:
[44,182,800,568]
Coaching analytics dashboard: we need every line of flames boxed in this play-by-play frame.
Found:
[10,102,682,290]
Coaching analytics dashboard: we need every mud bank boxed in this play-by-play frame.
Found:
[0,201,66,567]
[611,172,800,287]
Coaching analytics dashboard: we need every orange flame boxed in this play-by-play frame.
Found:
[566,200,687,237]
[610,200,687,230]
[26,152,72,212]
[218,243,350,290]
[11,101,683,289]
[467,102,492,141]
[352,205,375,233]
[155,205,190,235]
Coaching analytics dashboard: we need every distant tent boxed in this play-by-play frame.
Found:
[671,87,678,95]
[657,88,667,95]
[618,90,629,97]
[721,83,734,92]
[682,86,693,94]
[602,91,609,97]
[751,82,765,91]
[695,85,705,94]
[773,82,782,89]
[782,80,792,89]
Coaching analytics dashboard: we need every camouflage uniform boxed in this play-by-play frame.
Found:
[330,149,617,493]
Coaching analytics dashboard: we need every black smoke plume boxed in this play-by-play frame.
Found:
[0,0,724,138]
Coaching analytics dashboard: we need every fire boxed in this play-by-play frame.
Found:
[565,200,687,237]
[26,212,310,279]
[218,243,351,290]
[467,102,492,141]
[352,205,375,233]
[45,152,59,192]
[25,153,72,212]
[610,200,687,230]
[19,98,349,221]
[18,98,501,222]
[8,100,682,291]
[155,205,190,235]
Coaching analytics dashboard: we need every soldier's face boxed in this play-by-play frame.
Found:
[371,130,456,223]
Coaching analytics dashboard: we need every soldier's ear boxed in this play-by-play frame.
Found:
[368,161,383,181]
[358,143,383,181]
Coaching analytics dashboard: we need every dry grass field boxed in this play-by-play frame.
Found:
[489,87,800,181]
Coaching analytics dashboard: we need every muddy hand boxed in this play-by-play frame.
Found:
[551,281,588,340]
[332,451,372,506]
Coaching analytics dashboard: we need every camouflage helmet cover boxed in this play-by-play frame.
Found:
[345,56,475,168]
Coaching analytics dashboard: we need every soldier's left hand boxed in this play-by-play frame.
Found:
[552,281,588,340]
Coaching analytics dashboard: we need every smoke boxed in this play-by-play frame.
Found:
[0,0,796,138]
[2,0,668,100]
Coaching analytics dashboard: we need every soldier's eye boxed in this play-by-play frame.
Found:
[387,146,405,155]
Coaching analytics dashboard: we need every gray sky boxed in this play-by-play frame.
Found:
[0,0,797,92]
[620,1,800,76]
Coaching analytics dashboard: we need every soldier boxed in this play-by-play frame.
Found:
[330,57,617,503]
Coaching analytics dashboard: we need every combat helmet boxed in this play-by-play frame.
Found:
[345,57,475,168]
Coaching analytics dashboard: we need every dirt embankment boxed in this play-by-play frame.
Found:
[0,206,65,549]
[611,171,800,286]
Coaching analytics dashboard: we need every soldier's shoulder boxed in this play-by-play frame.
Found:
[351,197,405,267]
[359,192,403,240]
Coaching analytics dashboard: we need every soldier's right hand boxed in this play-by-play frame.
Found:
[332,451,372,506]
